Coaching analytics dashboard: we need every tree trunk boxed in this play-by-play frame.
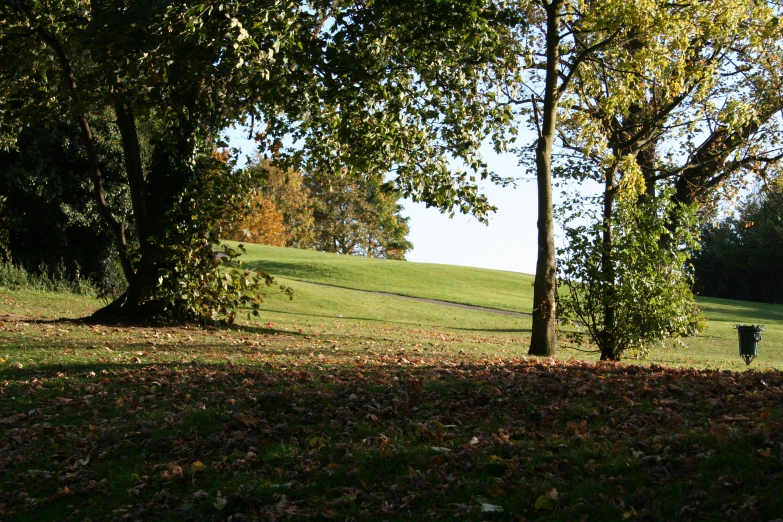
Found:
[34,26,137,289]
[600,180,617,360]
[528,0,562,357]
[113,100,147,246]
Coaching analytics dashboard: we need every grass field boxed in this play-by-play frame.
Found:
[230,241,536,314]
[1,245,782,520]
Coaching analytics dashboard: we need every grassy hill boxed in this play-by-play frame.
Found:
[2,242,781,370]
[229,241,536,314]
[230,242,783,370]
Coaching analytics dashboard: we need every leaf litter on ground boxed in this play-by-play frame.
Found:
[1,316,783,521]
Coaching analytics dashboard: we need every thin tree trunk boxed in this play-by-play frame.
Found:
[529,0,562,357]
[35,27,136,287]
[600,180,617,361]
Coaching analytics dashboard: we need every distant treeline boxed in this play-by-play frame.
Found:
[222,158,412,261]
[693,190,783,304]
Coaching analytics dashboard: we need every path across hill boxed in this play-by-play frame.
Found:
[301,281,533,318]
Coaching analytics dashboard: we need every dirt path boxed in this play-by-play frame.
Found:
[300,281,533,318]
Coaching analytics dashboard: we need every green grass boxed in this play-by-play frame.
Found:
[4,243,782,370]
[230,241,536,314]
[227,242,783,370]
[2,245,783,520]
[639,296,783,370]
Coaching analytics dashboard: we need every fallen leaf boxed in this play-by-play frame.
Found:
[479,500,503,512]
[309,436,327,448]
[214,491,228,510]
[234,413,258,428]
[46,486,71,503]
[428,455,445,465]
[0,413,26,424]
[535,495,554,510]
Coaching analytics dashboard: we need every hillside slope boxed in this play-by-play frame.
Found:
[230,241,536,314]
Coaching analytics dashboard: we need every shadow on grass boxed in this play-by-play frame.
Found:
[244,259,342,282]
[254,308,464,331]
[450,327,532,334]
[13,316,308,339]
[2,357,783,521]
[698,297,783,324]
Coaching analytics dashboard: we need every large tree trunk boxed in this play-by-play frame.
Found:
[528,0,562,357]
[113,99,147,246]
[35,22,169,322]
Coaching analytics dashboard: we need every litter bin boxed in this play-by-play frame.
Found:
[735,325,764,365]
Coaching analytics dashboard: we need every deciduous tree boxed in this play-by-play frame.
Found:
[0,0,520,321]
[549,0,781,354]
[306,170,413,259]
[510,0,636,356]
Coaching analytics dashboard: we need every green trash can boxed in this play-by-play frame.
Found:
[735,325,764,365]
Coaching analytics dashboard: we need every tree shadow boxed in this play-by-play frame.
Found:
[244,259,341,282]
[450,327,532,334]
[3,356,783,520]
[699,298,783,324]
[253,308,458,331]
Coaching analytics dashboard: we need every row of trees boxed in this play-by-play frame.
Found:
[2,0,781,357]
[223,160,412,259]
[694,185,783,304]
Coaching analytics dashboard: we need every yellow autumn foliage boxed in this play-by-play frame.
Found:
[223,193,289,247]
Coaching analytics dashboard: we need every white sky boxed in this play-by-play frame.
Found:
[402,147,540,275]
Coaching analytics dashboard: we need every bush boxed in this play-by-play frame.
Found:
[0,256,97,295]
[147,152,292,323]
[557,191,704,360]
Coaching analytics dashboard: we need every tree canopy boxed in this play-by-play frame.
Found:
[0,0,520,321]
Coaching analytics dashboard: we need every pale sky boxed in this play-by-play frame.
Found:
[402,147,540,275]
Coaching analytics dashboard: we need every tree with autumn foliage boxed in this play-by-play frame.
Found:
[239,159,315,249]
[225,158,413,260]
[223,193,289,247]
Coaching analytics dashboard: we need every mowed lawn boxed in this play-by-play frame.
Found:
[228,241,536,314]
[232,242,783,370]
[1,245,783,521]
